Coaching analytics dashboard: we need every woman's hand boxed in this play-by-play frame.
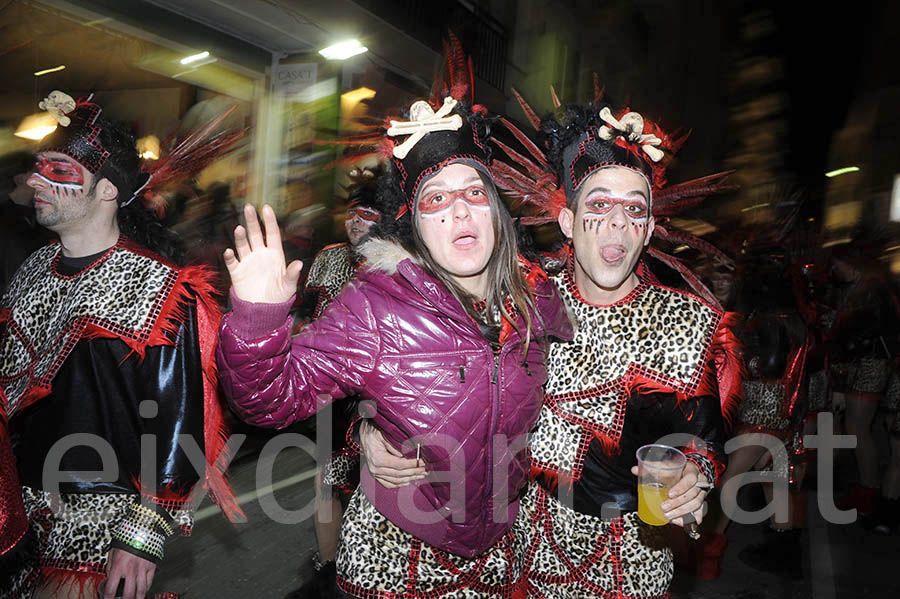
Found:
[360,421,427,488]
[631,461,709,527]
[224,204,302,304]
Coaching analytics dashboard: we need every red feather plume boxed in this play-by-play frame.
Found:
[139,105,245,202]
[653,225,735,267]
[499,117,550,169]
[433,31,473,106]
[549,85,561,108]
[511,87,542,130]
[647,246,722,308]
[593,73,605,103]
[654,171,737,205]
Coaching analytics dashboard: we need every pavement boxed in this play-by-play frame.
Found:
[150,433,896,598]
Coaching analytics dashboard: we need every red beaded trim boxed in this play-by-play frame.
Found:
[335,531,517,598]
[563,254,648,308]
[49,238,119,280]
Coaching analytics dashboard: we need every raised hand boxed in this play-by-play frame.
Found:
[224,204,302,304]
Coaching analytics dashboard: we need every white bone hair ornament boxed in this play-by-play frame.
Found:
[597,106,664,162]
[39,91,77,127]
[387,97,463,159]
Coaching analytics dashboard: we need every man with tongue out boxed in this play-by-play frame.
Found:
[505,101,743,598]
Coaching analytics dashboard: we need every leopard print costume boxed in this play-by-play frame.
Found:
[519,263,728,599]
[530,264,721,483]
[807,369,829,413]
[738,381,792,433]
[322,449,360,494]
[304,243,359,320]
[885,371,900,435]
[0,239,176,415]
[0,238,228,598]
[830,356,892,394]
[336,489,519,598]
[2,487,190,599]
[303,243,362,497]
[513,485,672,599]
[302,243,365,494]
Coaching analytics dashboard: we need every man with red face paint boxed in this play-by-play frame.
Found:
[505,101,743,599]
[0,92,239,599]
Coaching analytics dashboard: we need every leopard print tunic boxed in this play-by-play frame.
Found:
[304,243,363,491]
[514,484,672,599]
[530,265,721,483]
[336,489,519,598]
[886,371,900,434]
[807,369,829,413]
[519,264,723,599]
[830,356,892,394]
[0,239,177,414]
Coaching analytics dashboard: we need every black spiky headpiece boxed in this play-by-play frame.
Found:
[39,92,142,203]
[492,83,737,307]
[344,164,383,212]
[380,34,494,220]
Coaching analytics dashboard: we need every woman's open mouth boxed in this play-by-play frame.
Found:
[452,231,478,249]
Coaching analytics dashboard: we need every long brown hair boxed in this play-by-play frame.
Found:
[409,170,538,354]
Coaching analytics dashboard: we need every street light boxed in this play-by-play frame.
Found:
[825,166,860,178]
[319,40,367,60]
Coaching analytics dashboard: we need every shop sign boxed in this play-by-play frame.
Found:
[274,63,317,98]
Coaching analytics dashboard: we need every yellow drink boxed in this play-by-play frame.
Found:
[637,482,670,526]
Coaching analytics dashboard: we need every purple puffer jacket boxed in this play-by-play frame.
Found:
[217,239,572,557]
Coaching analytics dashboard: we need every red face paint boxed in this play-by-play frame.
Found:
[416,185,490,215]
[348,206,381,223]
[35,155,85,187]
[584,194,648,220]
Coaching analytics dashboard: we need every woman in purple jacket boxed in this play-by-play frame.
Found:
[216,89,573,598]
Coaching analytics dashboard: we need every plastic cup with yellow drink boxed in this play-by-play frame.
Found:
[635,444,686,526]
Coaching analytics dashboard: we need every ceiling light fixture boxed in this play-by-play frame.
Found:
[34,65,66,77]
[180,51,210,65]
[319,40,367,60]
[341,87,376,104]
[14,113,58,140]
